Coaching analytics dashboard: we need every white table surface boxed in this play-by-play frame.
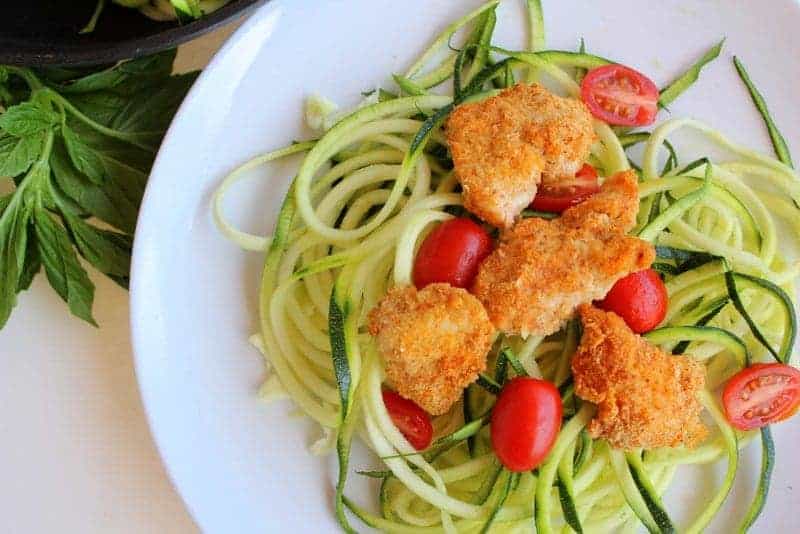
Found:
[0,24,242,534]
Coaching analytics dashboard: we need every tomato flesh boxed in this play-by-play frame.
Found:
[530,164,600,213]
[581,64,659,126]
[412,217,493,289]
[382,390,434,450]
[490,377,562,472]
[597,268,667,333]
[722,363,800,431]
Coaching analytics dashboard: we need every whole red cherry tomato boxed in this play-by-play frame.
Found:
[490,377,562,472]
[412,217,493,289]
[598,269,668,333]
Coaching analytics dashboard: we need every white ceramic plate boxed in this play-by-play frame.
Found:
[130,0,800,531]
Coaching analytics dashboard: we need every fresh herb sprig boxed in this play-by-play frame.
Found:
[0,50,197,329]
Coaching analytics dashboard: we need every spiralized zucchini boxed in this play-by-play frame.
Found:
[213,1,800,532]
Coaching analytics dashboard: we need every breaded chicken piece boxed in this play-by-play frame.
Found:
[559,170,640,234]
[367,283,495,415]
[472,172,653,337]
[446,83,596,228]
[572,305,707,450]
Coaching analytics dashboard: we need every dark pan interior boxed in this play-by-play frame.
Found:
[0,0,265,66]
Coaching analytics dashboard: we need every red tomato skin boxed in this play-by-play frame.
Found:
[597,269,668,333]
[490,377,562,472]
[722,363,800,431]
[581,64,659,126]
[382,390,434,450]
[530,164,600,213]
[412,218,493,289]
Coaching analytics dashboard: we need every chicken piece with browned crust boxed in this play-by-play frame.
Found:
[446,83,596,228]
[472,170,652,337]
[572,304,707,450]
[367,283,495,415]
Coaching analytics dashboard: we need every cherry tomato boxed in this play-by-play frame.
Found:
[581,64,659,126]
[490,377,562,472]
[530,164,600,213]
[722,363,800,431]
[412,217,493,289]
[382,390,434,450]
[597,268,667,333]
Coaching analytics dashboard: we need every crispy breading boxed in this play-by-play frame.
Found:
[572,305,707,450]
[367,283,495,415]
[471,172,654,337]
[560,170,640,234]
[446,83,596,228]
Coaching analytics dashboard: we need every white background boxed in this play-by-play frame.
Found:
[0,24,242,533]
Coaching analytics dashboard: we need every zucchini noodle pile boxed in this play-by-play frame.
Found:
[213,1,799,532]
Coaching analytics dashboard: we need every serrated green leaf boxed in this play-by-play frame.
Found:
[62,125,105,184]
[0,200,31,328]
[63,211,131,282]
[0,133,44,178]
[33,206,97,326]
[111,72,198,134]
[17,223,40,292]
[0,102,59,137]
[0,52,192,330]
[55,50,176,94]
[50,137,138,233]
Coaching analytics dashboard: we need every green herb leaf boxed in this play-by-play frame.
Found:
[17,222,40,292]
[63,211,131,285]
[0,133,43,177]
[33,206,97,326]
[0,102,59,137]
[109,72,199,135]
[50,137,139,233]
[0,200,32,328]
[56,50,176,94]
[0,51,195,330]
[62,125,106,184]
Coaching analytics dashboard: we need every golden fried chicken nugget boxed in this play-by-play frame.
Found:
[573,305,707,450]
[446,83,596,228]
[472,173,653,337]
[560,170,640,234]
[367,283,495,415]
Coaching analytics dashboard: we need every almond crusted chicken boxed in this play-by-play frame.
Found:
[446,83,596,228]
[572,305,707,449]
[472,171,653,337]
[367,283,495,415]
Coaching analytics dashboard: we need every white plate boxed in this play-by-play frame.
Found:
[130,0,800,531]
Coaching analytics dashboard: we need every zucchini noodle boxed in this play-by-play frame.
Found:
[213,1,800,532]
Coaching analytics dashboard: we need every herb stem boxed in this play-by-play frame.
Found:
[42,89,153,151]
[5,66,44,91]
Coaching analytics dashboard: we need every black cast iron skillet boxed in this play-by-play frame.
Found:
[0,0,266,67]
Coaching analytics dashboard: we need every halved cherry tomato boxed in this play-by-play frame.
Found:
[412,217,493,289]
[490,377,562,472]
[529,164,600,213]
[722,363,800,431]
[581,64,659,126]
[597,268,667,333]
[382,390,433,450]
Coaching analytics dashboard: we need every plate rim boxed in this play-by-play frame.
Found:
[128,3,278,527]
